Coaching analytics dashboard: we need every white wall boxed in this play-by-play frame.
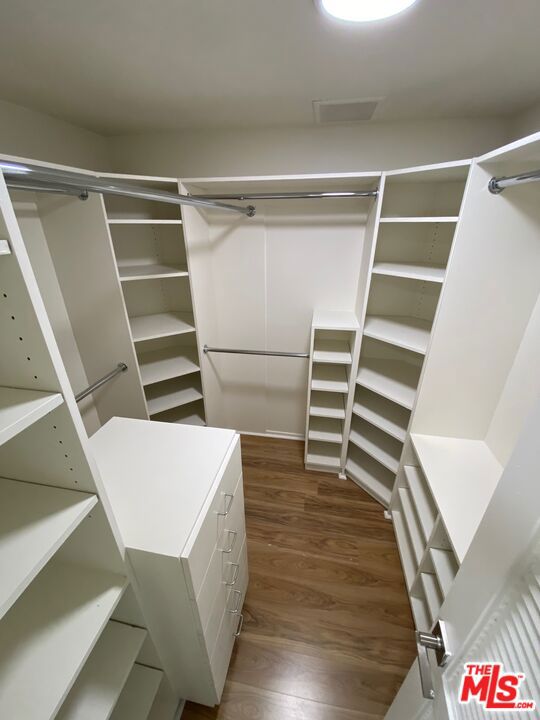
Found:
[509,101,540,141]
[109,117,509,178]
[0,99,110,169]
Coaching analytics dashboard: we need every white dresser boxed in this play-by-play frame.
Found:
[90,417,248,707]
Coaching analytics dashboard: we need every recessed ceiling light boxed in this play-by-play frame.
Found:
[317,0,419,22]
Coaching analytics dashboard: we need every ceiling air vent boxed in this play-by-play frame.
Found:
[313,98,381,124]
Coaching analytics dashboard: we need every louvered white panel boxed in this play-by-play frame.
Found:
[445,559,540,720]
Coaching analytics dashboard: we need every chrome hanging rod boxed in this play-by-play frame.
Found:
[75,362,128,403]
[204,344,309,359]
[0,161,256,217]
[488,168,540,194]
[190,189,378,201]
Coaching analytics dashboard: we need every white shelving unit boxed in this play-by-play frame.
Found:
[0,170,168,720]
[104,176,207,428]
[305,311,360,474]
[110,664,163,720]
[344,162,469,508]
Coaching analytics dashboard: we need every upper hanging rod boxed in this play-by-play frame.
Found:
[488,168,540,194]
[75,362,128,403]
[204,344,309,359]
[0,161,256,217]
[190,189,378,201]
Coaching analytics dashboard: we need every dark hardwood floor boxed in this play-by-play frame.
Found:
[182,436,416,719]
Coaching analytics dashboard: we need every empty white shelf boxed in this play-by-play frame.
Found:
[364,315,432,355]
[411,433,503,563]
[403,465,437,543]
[0,239,11,255]
[151,401,206,427]
[118,263,188,281]
[0,478,97,620]
[308,417,343,444]
[392,506,417,589]
[312,310,359,331]
[348,421,401,474]
[352,391,409,442]
[398,487,425,565]
[311,364,349,393]
[357,359,420,410]
[108,219,182,225]
[410,594,431,631]
[56,621,146,720]
[110,664,163,720]
[138,346,200,386]
[313,339,352,364]
[430,548,458,598]
[420,572,442,624]
[379,217,459,223]
[129,312,196,342]
[146,378,203,416]
[346,447,393,507]
[309,391,345,420]
[0,387,63,447]
[0,559,127,720]
[306,442,341,470]
[372,262,446,284]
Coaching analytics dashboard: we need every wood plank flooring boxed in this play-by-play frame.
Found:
[182,436,416,720]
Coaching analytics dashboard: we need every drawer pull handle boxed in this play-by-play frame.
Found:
[217,493,234,517]
[220,529,237,554]
[234,613,244,638]
[225,562,240,586]
[228,589,242,614]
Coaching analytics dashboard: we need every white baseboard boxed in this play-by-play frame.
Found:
[240,430,304,441]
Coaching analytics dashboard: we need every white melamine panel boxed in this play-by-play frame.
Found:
[349,417,402,474]
[313,338,352,364]
[420,572,442,625]
[137,344,200,386]
[411,433,503,563]
[56,621,146,720]
[403,465,436,543]
[0,559,126,720]
[392,503,417,589]
[306,440,341,470]
[312,310,360,331]
[412,163,540,441]
[90,418,236,555]
[398,487,425,566]
[109,664,163,720]
[346,444,394,506]
[367,274,441,324]
[33,192,148,427]
[122,276,193,318]
[118,263,188,281]
[374,222,454,267]
[308,416,343,444]
[311,364,349,393]
[430,548,458,597]
[129,311,195,342]
[352,388,409,442]
[357,358,421,410]
[108,219,182,225]
[151,400,206,426]
[381,178,466,219]
[379,217,458,223]
[0,477,96,619]
[372,262,445,283]
[145,374,203,416]
[363,315,431,355]
[0,387,62,446]
[309,390,346,419]
[105,186,180,221]
[110,223,186,269]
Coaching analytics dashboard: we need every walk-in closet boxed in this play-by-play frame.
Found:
[0,2,540,719]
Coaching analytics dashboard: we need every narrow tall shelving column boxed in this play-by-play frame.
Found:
[345,162,470,507]
[103,175,207,427]
[305,310,360,475]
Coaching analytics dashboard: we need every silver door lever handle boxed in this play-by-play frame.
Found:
[416,621,451,700]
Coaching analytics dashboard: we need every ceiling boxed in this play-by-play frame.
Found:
[0,0,538,135]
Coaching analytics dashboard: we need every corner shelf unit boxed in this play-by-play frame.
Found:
[344,163,469,507]
[104,176,206,428]
[305,311,360,474]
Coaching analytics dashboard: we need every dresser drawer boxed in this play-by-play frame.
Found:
[184,438,242,595]
[210,539,249,700]
[197,478,246,639]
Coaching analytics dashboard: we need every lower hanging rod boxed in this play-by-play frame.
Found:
[488,168,540,194]
[75,363,128,403]
[190,189,378,201]
[204,344,309,359]
[0,161,255,216]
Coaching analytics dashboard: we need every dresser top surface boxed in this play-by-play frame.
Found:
[90,417,237,555]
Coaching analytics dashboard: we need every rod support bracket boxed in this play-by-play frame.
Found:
[247,205,256,218]
[488,178,503,194]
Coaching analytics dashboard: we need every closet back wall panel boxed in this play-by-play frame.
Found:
[184,196,367,437]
